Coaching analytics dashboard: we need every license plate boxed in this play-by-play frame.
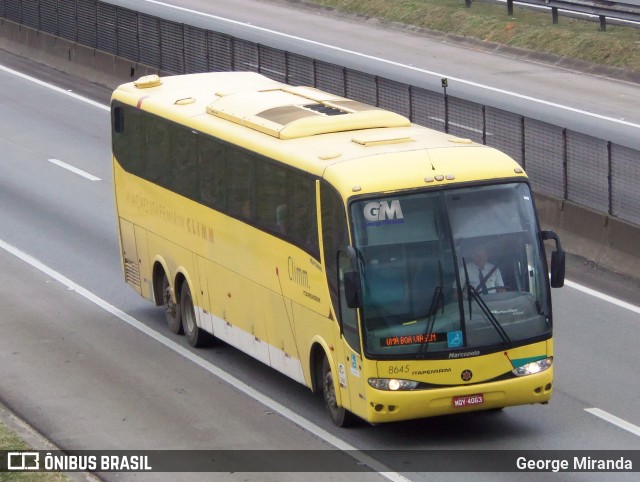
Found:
[452,394,484,408]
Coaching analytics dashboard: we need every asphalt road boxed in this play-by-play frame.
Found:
[1,2,640,479]
[0,59,384,482]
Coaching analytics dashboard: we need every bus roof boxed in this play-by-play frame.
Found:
[112,72,526,198]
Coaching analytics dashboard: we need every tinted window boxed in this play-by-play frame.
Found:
[198,136,228,211]
[111,101,321,259]
[321,182,348,315]
[289,173,319,258]
[143,116,171,186]
[171,127,198,198]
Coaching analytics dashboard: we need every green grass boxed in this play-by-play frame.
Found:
[302,0,640,72]
[0,421,70,481]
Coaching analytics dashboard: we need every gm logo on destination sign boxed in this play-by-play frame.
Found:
[363,200,404,226]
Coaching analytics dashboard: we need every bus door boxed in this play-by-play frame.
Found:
[319,181,367,417]
[336,249,367,417]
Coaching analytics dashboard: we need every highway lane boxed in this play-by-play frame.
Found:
[0,60,388,482]
[108,0,640,149]
[1,52,640,480]
[0,247,392,482]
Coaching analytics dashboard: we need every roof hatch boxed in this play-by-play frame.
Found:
[206,87,410,139]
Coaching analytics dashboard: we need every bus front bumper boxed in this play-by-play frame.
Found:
[362,367,553,423]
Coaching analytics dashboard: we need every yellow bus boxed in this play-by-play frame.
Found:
[111,72,565,426]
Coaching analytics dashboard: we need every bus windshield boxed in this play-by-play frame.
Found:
[350,182,551,359]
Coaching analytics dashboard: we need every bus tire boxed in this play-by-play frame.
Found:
[322,356,355,427]
[181,282,211,348]
[162,273,183,334]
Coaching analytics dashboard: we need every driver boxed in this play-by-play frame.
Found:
[457,244,505,295]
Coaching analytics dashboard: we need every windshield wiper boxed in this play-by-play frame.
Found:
[461,257,473,320]
[467,284,511,344]
[418,286,444,356]
[418,259,446,355]
[461,257,511,344]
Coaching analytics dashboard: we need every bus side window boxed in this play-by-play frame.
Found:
[171,127,197,199]
[112,103,144,177]
[275,204,288,234]
[226,153,254,221]
[143,116,171,187]
[113,106,124,133]
[255,161,287,234]
[198,136,227,211]
[288,173,319,259]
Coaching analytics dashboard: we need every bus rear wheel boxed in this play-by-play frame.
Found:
[322,357,355,427]
[162,274,182,334]
[181,283,212,348]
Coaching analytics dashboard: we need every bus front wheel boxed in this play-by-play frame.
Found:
[162,274,182,334]
[322,357,354,427]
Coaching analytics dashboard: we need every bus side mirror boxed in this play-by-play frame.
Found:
[550,250,565,288]
[343,271,362,309]
[542,230,565,288]
[339,247,362,309]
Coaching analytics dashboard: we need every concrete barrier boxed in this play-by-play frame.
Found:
[535,193,640,279]
[0,19,155,89]
[1,19,639,280]
[601,217,640,278]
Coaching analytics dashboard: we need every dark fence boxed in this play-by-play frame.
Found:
[1,0,638,226]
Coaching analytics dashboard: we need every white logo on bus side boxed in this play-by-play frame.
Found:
[363,200,404,222]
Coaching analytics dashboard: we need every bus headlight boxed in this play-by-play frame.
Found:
[511,357,553,377]
[368,378,418,391]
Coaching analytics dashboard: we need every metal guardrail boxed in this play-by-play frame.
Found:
[1,0,638,227]
[468,0,640,30]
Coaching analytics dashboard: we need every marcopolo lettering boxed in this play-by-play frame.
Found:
[363,200,404,225]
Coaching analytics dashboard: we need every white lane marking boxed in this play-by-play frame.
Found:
[48,158,101,181]
[585,408,640,438]
[0,64,110,112]
[0,238,410,482]
[565,280,640,316]
[142,0,640,129]
[2,61,638,315]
